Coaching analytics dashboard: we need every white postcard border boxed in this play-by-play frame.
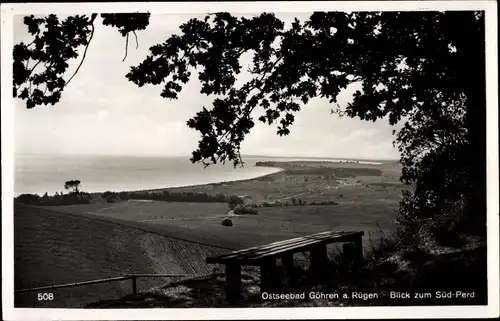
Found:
[2,1,498,320]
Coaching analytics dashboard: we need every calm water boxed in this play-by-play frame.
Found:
[14,153,384,196]
[14,154,284,196]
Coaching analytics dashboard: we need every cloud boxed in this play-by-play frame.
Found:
[96,110,108,122]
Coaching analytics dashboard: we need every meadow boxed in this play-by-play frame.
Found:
[15,160,408,307]
[14,204,229,308]
[54,160,403,247]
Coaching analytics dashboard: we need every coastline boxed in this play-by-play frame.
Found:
[123,166,285,194]
[15,156,392,197]
[15,166,285,197]
[92,158,389,195]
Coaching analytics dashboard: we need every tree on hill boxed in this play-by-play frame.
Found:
[13,11,486,237]
[64,180,81,194]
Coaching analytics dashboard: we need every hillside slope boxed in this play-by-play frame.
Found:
[14,204,230,308]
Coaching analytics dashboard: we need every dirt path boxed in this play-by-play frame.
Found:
[142,214,227,222]
[274,191,311,201]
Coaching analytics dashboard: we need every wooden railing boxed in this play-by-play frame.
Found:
[14,273,191,295]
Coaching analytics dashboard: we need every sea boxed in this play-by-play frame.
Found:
[13,153,384,196]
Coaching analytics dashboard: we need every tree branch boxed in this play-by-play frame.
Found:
[122,33,129,62]
[25,60,42,80]
[26,38,36,48]
[133,31,139,49]
[186,41,284,166]
[64,14,97,87]
[199,55,284,166]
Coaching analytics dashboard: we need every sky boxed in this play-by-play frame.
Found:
[13,13,401,160]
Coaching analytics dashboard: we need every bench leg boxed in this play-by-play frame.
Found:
[353,236,363,270]
[343,242,355,273]
[343,238,363,273]
[281,253,295,290]
[225,263,242,304]
[260,258,278,293]
[310,244,329,281]
[131,276,138,295]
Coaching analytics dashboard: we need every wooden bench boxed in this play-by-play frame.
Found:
[206,230,364,303]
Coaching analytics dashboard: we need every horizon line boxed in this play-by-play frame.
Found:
[14,151,400,161]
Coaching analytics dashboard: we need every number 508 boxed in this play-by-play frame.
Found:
[37,292,54,301]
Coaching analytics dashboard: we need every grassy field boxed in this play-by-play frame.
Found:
[14,204,229,308]
[161,160,404,204]
[55,200,398,249]
[15,160,407,307]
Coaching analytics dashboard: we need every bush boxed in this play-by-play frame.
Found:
[310,200,339,206]
[105,195,121,203]
[61,192,92,205]
[227,195,244,210]
[113,190,236,203]
[102,191,115,198]
[15,192,92,205]
[15,193,41,205]
[233,204,258,215]
[221,218,233,227]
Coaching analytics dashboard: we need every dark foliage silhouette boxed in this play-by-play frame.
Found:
[221,217,234,227]
[233,204,258,215]
[15,191,92,205]
[227,195,244,210]
[14,189,248,206]
[13,13,151,108]
[64,180,81,193]
[13,11,486,237]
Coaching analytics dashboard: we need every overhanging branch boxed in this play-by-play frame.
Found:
[122,33,130,62]
[65,14,98,87]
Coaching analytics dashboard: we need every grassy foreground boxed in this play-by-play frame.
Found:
[14,160,487,307]
[14,204,230,308]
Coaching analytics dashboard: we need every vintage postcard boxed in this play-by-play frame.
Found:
[1,1,499,320]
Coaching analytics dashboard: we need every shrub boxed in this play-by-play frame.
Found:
[62,192,92,205]
[15,193,41,205]
[296,199,306,205]
[105,195,121,203]
[233,204,258,215]
[227,195,244,210]
[102,191,115,198]
[221,218,233,227]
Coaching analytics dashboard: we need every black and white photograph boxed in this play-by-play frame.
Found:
[1,1,499,320]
